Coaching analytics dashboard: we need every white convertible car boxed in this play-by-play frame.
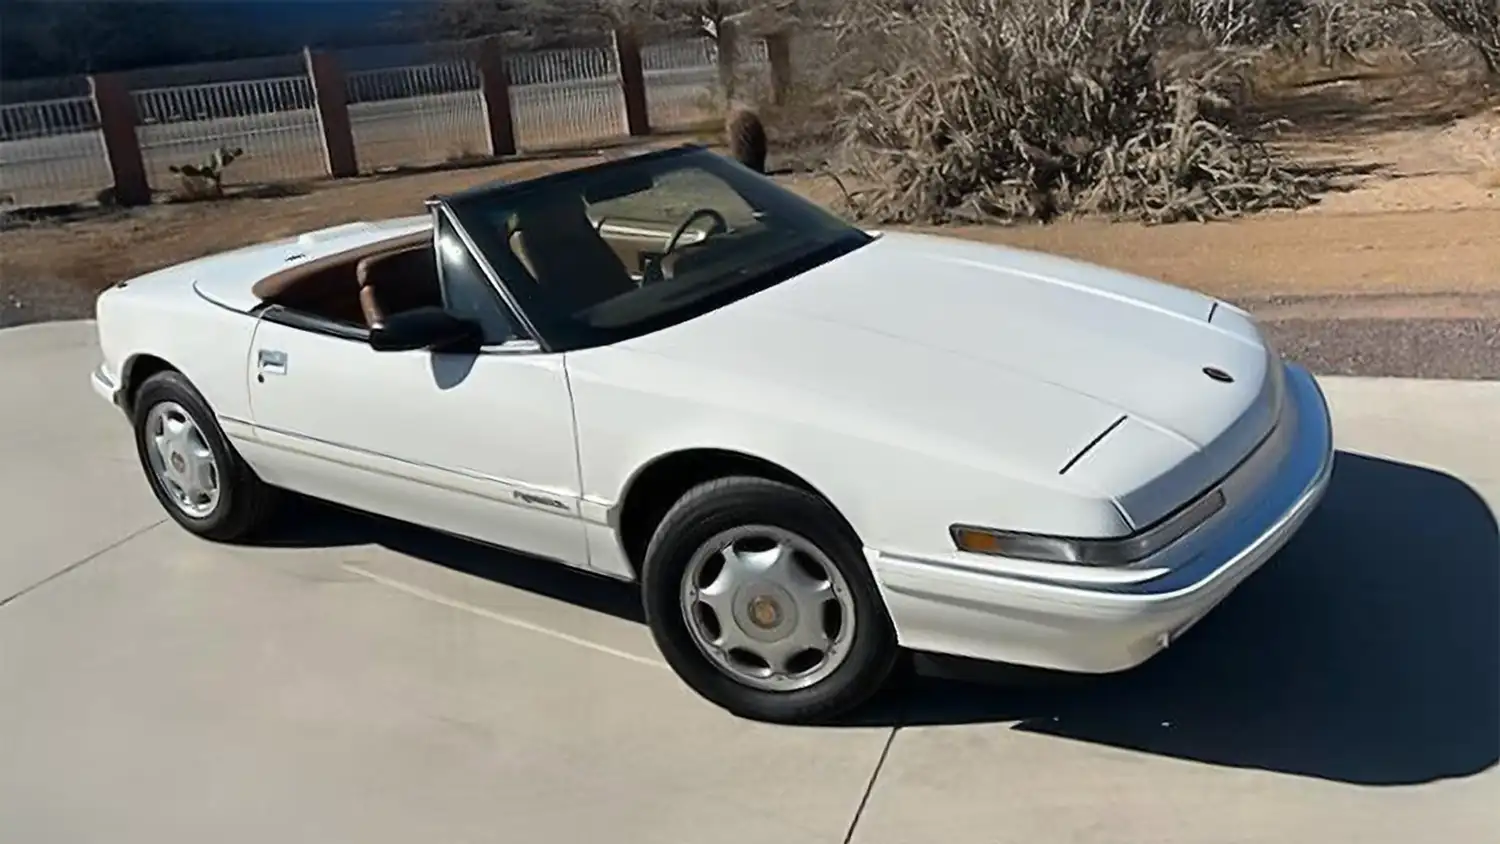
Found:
[90,144,1334,723]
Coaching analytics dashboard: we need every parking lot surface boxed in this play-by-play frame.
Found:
[2,321,1496,843]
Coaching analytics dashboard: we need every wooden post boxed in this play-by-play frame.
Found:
[475,36,517,157]
[765,30,793,107]
[304,47,358,178]
[716,19,740,108]
[613,27,651,138]
[88,73,151,206]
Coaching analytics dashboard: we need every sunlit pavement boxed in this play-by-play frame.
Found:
[2,321,1495,844]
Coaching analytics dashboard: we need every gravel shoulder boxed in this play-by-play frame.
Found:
[1258,315,1500,380]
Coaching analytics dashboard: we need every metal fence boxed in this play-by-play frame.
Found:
[0,96,112,207]
[348,61,490,172]
[133,77,328,192]
[509,46,625,150]
[644,38,771,131]
[0,35,770,209]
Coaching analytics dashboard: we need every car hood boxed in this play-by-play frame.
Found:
[619,232,1281,528]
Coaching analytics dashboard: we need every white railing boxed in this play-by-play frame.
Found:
[0,96,112,208]
[508,46,625,149]
[348,61,489,171]
[0,36,773,208]
[132,77,326,191]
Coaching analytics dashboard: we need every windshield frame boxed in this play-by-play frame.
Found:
[440,145,873,352]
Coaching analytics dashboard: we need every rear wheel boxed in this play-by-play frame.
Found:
[132,370,277,542]
[640,476,899,723]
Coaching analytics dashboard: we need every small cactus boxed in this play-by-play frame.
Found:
[725,106,768,174]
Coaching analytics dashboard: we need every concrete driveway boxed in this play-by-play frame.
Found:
[1,321,1495,844]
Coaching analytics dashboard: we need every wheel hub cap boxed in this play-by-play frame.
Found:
[143,401,221,519]
[734,583,798,642]
[748,595,781,629]
[679,525,858,692]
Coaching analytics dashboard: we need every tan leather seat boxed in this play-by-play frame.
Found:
[356,245,440,328]
[509,195,636,308]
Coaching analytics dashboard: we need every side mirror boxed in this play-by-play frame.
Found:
[368,306,482,353]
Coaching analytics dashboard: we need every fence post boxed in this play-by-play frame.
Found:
[613,27,651,138]
[88,73,151,207]
[304,47,358,178]
[765,30,793,107]
[716,20,741,107]
[475,36,517,157]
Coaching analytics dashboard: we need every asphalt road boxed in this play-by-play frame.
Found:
[1,321,1495,843]
[0,79,717,206]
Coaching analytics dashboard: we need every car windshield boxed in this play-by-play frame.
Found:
[443,147,872,351]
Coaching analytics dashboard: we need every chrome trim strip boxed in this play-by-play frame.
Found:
[251,422,582,517]
[487,338,541,354]
[435,203,549,352]
[90,363,123,409]
[192,280,260,317]
[92,363,117,392]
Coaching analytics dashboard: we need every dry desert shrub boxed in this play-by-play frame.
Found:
[822,0,1330,225]
[1166,0,1495,74]
[1422,0,1500,76]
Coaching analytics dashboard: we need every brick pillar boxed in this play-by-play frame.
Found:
[304,48,358,178]
[765,30,793,107]
[88,73,150,206]
[613,27,651,138]
[475,36,517,156]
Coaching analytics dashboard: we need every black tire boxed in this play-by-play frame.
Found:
[640,476,900,724]
[131,370,277,542]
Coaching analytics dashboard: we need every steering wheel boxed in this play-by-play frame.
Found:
[664,208,729,255]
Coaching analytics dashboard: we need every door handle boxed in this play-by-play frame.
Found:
[256,349,288,376]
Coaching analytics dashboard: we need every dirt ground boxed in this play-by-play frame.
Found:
[3,76,1498,307]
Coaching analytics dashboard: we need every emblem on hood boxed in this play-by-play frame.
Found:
[1203,366,1234,383]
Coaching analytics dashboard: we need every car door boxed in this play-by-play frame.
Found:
[243,211,589,568]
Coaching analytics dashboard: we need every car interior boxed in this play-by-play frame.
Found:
[250,230,442,329]
[248,156,789,337]
[249,205,744,334]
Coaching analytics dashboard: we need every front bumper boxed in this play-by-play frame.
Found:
[91,362,123,409]
[867,362,1335,674]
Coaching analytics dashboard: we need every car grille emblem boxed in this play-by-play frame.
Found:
[1203,366,1235,383]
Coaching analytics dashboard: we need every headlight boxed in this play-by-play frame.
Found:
[950,488,1226,566]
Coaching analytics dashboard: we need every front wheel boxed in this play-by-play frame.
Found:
[132,370,277,542]
[640,476,900,723]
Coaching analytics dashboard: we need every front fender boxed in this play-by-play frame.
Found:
[566,349,1128,562]
[94,282,259,430]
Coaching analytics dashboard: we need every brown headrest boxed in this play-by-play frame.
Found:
[356,244,431,290]
[251,229,430,301]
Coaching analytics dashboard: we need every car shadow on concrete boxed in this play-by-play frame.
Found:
[260,450,1497,787]
[870,451,1500,787]
[258,497,648,624]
